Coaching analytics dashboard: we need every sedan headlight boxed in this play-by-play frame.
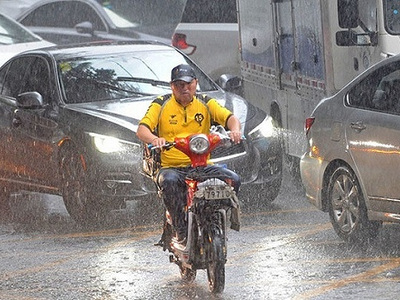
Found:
[89,133,140,154]
[189,134,210,154]
[248,116,276,139]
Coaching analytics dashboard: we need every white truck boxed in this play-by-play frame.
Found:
[237,0,400,171]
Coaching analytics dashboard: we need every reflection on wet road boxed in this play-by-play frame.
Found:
[1,171,400,299]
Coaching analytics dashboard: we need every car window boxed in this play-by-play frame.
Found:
[372,69,400,113]
[94,0,186,38]
[57,49,217,103]
[181,0,237,23]
[0,57,32,98]
[25,57,51,103]
[347,63,400,113]
[59,55,171,103]
[20,1,106,31]
[0,14,39,44]
[0,56,50,102]
[0,60,21,97]
[347,73,381,110]
[101,0,186,27]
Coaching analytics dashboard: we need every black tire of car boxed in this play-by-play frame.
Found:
[264,150,283,202]
[241,150,283,204]
[60,148,104,227]
[327,165,382,243]
[206,213,226,294]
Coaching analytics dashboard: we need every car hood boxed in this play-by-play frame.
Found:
[65,90,263,134]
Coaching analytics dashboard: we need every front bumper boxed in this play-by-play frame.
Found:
[83,149,151,208]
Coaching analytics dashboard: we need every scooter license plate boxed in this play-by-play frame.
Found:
[204,186,232,200]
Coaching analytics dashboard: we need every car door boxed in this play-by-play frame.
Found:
[18,1,109,45]
[0,55,60,189]
[345,63,400,213]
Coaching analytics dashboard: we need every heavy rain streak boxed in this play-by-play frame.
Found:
[1,0,400,299]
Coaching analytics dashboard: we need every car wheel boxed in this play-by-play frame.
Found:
[241,178,281,206]
[265,175,282,202]
[242,153,283,204]
[256,175,282,204]
[327,165,381,242]
[60,148,104,226]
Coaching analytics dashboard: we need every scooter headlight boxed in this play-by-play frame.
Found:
[189,134,210,154]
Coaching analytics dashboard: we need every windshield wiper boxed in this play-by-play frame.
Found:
[81,78,153,96]
[117,76,170,87]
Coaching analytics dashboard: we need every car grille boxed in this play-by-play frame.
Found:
[210,141,247,160]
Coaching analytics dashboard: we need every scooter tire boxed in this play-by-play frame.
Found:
[206,232,226,293]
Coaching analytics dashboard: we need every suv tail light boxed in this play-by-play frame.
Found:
[305,117,315,135]
[172,33,197,55]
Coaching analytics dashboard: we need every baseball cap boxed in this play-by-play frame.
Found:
[171,64,196,83]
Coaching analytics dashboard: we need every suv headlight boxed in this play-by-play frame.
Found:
[189,134,210,154]
[248,116,276,139]
[89,133,140,154]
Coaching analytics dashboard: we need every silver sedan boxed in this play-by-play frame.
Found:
[300,54,400,242]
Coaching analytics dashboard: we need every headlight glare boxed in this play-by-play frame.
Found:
[89,133,140,154]
[249,116,276,139]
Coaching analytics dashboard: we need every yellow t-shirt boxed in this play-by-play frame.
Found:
[139,93,232,167]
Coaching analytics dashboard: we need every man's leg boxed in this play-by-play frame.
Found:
[205,165,241,193]
[157,168,187,241]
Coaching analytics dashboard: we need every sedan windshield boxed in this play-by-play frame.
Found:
[58,49,217,104]
[98,0,186,38]
[0,14,40,45]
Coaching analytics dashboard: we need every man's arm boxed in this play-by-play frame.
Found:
[137,124,166,147]
[226,115,241,144]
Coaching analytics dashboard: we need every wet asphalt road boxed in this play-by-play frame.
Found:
[1,169,400,299]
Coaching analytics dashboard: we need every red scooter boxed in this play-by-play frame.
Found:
[143,125,240,293]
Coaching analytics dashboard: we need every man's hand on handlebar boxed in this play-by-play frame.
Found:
[229,131,242,144]
[151,137,166,148]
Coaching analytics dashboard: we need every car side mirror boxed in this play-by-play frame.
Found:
[336,30,378,46]
[75,21,94,36]
[218,74,242,95]
[16,92,44,109]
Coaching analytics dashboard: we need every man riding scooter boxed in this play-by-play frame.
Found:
[137,64,242,245]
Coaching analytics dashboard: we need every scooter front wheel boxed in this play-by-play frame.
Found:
[206,231,226,293]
